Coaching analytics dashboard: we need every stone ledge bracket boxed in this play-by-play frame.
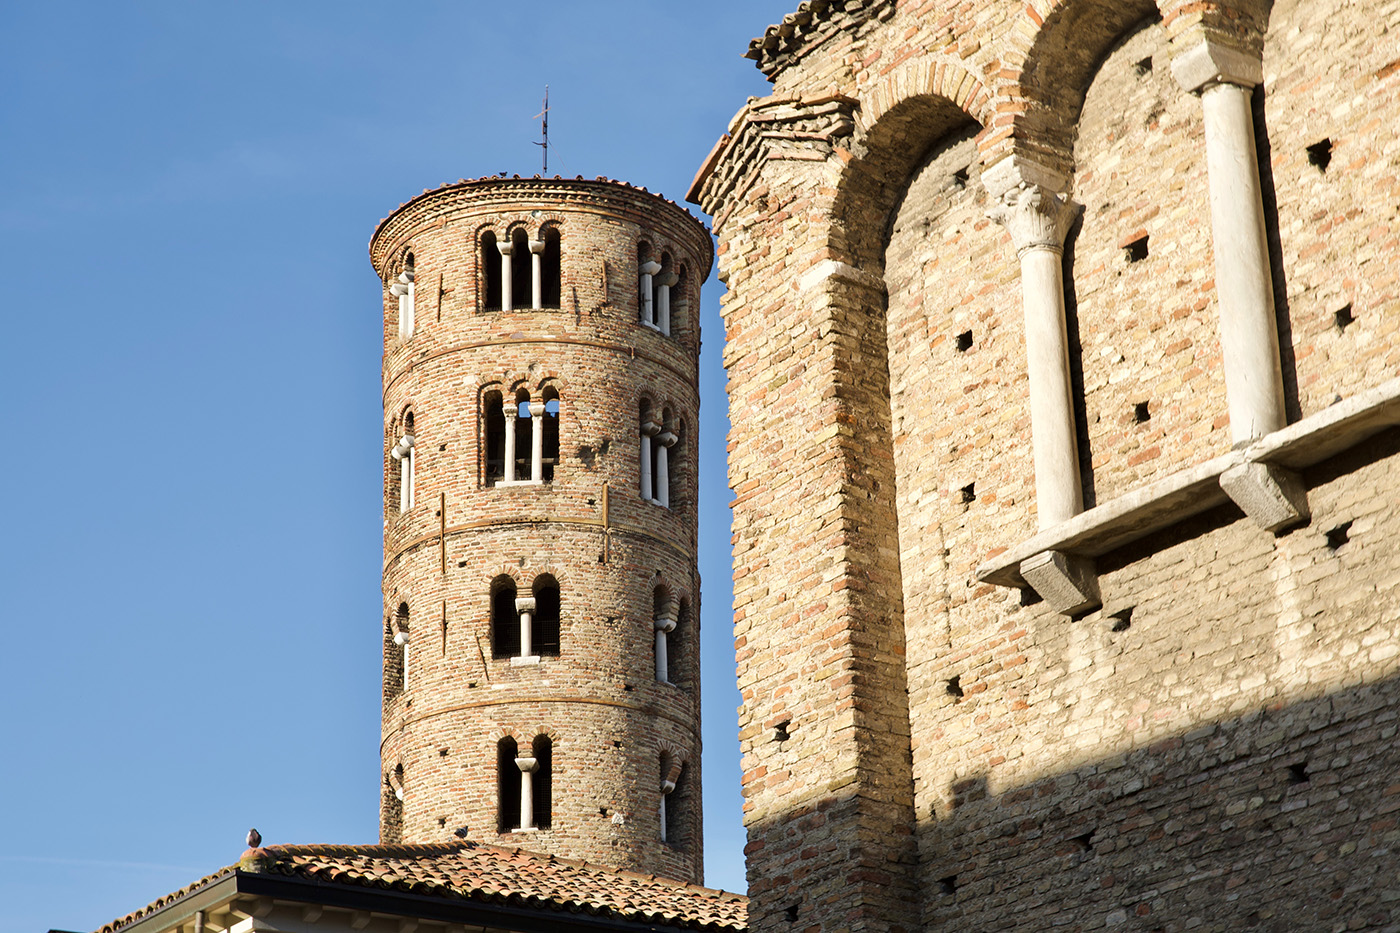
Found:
[1219,461,1310,533]
[1020,549,1101,616]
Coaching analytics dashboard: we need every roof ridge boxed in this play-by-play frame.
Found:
[264,841,470,858]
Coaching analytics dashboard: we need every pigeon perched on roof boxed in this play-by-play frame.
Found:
[247,828,262,848]
[453,825,469,840]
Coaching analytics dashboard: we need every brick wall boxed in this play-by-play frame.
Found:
[695,0,1400,929]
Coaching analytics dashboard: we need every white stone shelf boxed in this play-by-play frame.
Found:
[977,377,1400,589]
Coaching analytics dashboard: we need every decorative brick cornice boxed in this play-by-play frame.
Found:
[691,95,857,226]
[370,176,711,281]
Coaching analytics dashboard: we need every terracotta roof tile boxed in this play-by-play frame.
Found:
[99,842,746,933]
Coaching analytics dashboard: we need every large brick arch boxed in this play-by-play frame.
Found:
[996,0,1160,176]
[832,83,985,270]
[994,0,1272,174]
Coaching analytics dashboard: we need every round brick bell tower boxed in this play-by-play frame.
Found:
[369,176,710,882]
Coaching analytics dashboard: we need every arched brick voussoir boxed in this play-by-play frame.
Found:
[855,58,994,141]
[989,0,1162,176]
[831,85,985,270]
[1159,0,1270,45]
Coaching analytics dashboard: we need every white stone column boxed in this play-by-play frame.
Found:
[529,401,546,482]
[1173,41,1287,443]
[498,238,515,312]
[393,630,410,691]
[529,237,545,310]
[640,420,659,500]
[515,755,539,830]
[502,403,518,483]
[639,260,662,326]
[986,170,1082,529]
[516,596,536,659]
[1174,40,1306,533]
[655,430,677,508]
[391,434,416,511]
[986,159,1099,615]
[654,600,677,682]
[390,270,415,340]
[656,271,678,335]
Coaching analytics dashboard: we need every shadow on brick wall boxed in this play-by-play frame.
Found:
[917,671,1398,931]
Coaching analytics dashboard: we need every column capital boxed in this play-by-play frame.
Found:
[641,420,661,437]
[655,616,677,633]
[514,596,537,613]
[528,237,546,254]
[502,402,519,419]
[528,400,546,418]
[656,271,679,288]
[1172,39,1263,94]
[640,260,662,276]
[515,756,539,774]
[657,430,679,448]
[987,182,1080,255]
[497,239,514,256]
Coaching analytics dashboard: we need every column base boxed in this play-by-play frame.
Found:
[1020,550,1101,616]
[1219,461,1309,533]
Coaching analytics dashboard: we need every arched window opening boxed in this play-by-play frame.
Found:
[671,264,689,338]
[491,576,520,658]
[640,398,659,501]
[659,753,688,845]
[533,575,561,657]
[391,411,416,512]
[394,603,410,693]
[484,390,505,483]
[541,227,562,308]
[653,585,675,683]
[655,253,677,336]
[383,616,403,703]
[391,253,415,340]
[481,231,502,310]
[381,778,404,844]
[383,762,406,842]
[497,737,521,832]
[518,389,539,483]
[673,597,691,687]
[649,408,677,509]
[541,386,560,482]
[530,735,553,830]
[510,228,531,310]
[638,242,660,327]
[665,417,683,511]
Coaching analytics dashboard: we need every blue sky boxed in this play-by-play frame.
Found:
[0,3,794,929]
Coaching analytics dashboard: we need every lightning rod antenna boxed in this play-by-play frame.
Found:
[534,86,550,174]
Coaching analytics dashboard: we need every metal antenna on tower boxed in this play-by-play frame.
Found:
[534,86,550,174]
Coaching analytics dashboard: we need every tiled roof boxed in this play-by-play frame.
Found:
[99,842,746,933]
[98,867,235,933]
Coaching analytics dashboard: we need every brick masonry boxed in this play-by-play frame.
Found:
[370,177,713,883]
[693,0,1400,930]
